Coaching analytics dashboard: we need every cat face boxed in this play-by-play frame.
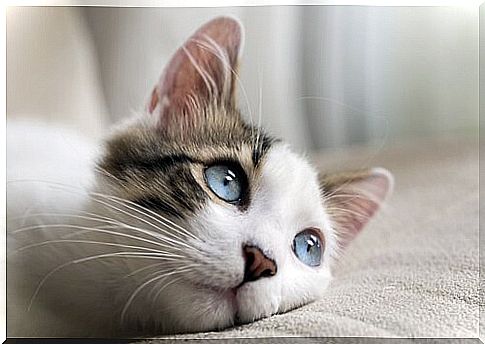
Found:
[180,143,336,330]
[98,112,335,332]
[94,17,392,334]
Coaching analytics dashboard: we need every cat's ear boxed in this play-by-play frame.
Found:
[148,16,243,129]
[320,168,393,248]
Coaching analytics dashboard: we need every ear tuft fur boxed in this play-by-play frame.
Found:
[321,167,393,248]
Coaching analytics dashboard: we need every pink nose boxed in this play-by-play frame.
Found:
[242,245,277,283]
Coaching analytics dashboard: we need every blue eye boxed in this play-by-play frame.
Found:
[293,229,324,267]
[204,164,247,203]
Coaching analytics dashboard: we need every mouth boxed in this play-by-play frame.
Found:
[192,281,238,299]
[187,281,274,328]
[190,281,241,313]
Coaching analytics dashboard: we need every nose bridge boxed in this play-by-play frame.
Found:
[250,214,285,244]
[242,245,277,283]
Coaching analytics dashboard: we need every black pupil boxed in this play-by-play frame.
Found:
[307,235,318,252]
[224,170,236,186]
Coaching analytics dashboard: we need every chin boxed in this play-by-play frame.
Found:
[153,282,237,334]
[233,282,281,325]
[155,280,282,334]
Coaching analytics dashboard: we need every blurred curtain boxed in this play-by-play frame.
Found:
[300,6,478,149]
[7,6,478,151]
[6,7,108,137]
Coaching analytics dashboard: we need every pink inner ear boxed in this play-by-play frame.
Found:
[148,17,242,129]
[148,88,159,114]
[328,168,393,248]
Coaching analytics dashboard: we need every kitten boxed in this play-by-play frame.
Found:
[7,16,393,337]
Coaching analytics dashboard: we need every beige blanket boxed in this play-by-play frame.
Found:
[140,136,479,341]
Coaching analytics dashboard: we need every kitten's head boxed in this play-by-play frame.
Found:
[96,17,393,334]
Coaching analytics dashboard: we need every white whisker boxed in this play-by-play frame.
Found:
[255,70,264,154]
[88,195,201,254]
[8,179,200,243]
[122,262,167,279]
[120,266,194,322]
[14,238,186,258]
[151,274,187,304]
[27,251,188,311]
[93,192,199,242]
[12,223,189,255]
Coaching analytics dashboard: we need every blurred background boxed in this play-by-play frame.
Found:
[7,5,478,152]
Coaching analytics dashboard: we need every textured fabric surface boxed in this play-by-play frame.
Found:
[139,136,479,341]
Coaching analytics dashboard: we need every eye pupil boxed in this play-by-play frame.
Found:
[306,240,313,252]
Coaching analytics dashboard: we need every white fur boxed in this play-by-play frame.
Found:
[7,121,337,336]
[7,120,98,215]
